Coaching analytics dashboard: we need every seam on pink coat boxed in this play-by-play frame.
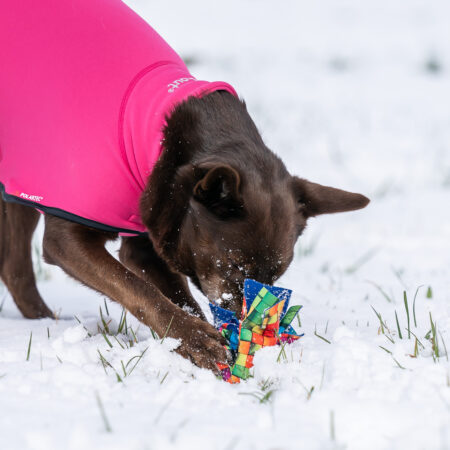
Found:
[118,60,175,191]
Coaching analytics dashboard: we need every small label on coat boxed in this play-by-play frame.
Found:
[20,192,43,202]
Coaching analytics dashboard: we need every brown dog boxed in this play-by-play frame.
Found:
[0,90,369,372]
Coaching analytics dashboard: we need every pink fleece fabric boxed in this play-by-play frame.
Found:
[0,0,236,234]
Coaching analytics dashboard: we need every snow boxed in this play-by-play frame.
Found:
[1,0,449,449]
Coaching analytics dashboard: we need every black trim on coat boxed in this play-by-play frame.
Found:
[0,183,146,236]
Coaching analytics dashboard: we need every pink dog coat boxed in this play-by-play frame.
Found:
[0,0,236,234]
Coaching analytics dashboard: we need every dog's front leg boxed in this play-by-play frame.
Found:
[119,235,206,320]
[42,214,227,371]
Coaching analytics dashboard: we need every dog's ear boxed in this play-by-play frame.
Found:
[292,177,369,217]
[193,165,244,217]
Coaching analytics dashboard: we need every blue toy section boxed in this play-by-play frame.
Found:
[209,279,295,330]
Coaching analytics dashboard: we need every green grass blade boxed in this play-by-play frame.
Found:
[160,316,174,344]
[129,326,138,343]
[97,349,110,373]
[429,312,439,358]
[117,309,127,334]
[277,340,288,362]
[102,332,113,348]
[259,389,275,404]
[99,306,110,334]
[392,356,406,369]
[95,392,112,433]
[314,330,331,344]
[403,291,410,339]
[345,248,377,274]
[392,266,408,290]
[395,311,403,339]
[370,305,386,334]
[74,315,92,337]
[112,335,125,349]
[160,371,169,384]
[127,347,149,376]
[238,392,263,401]
[438,331,448,362]
[379,345,392,354]
[412,285,423,328]
[103,299,110,316]
[408,329,425,349]
[367,281,393,303]
[26,332,33,361]
[330,410,336,441]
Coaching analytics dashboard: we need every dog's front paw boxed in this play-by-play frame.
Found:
[174,317,229,373]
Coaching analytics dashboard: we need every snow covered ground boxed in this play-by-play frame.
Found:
[1,1,449,449]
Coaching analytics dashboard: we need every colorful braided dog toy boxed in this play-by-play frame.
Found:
[210,279,303,383]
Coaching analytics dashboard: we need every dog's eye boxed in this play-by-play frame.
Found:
[298,201,306,212]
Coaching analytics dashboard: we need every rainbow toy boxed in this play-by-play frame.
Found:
[210,279,303,383]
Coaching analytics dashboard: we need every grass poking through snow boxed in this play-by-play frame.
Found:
[412,285,423,327]
[330,410,336,442]
[26,332,32,361]
[395,311,403,339]
[371,284,447,364]
[345,248,378,274]
[240,377,277,404]
[160,316,174,344]
[95,392,112,433]
[403,291,411,339]
[314,330,331,344]
[367,281,394,303]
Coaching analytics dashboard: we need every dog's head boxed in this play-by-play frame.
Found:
[176,163,368,312]
[141,92,369,313]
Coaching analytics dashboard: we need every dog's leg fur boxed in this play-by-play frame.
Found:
[119,236,206,320]
[43,214,227,370]
[0,198,53,318]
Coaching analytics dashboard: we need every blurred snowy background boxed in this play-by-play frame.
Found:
[0,1,449,449]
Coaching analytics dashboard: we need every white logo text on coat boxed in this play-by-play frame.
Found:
[167,77,196,93]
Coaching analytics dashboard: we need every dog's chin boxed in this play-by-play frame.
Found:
[188,267,244,313]
[215,292,242,314]
[197,278,243,314]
